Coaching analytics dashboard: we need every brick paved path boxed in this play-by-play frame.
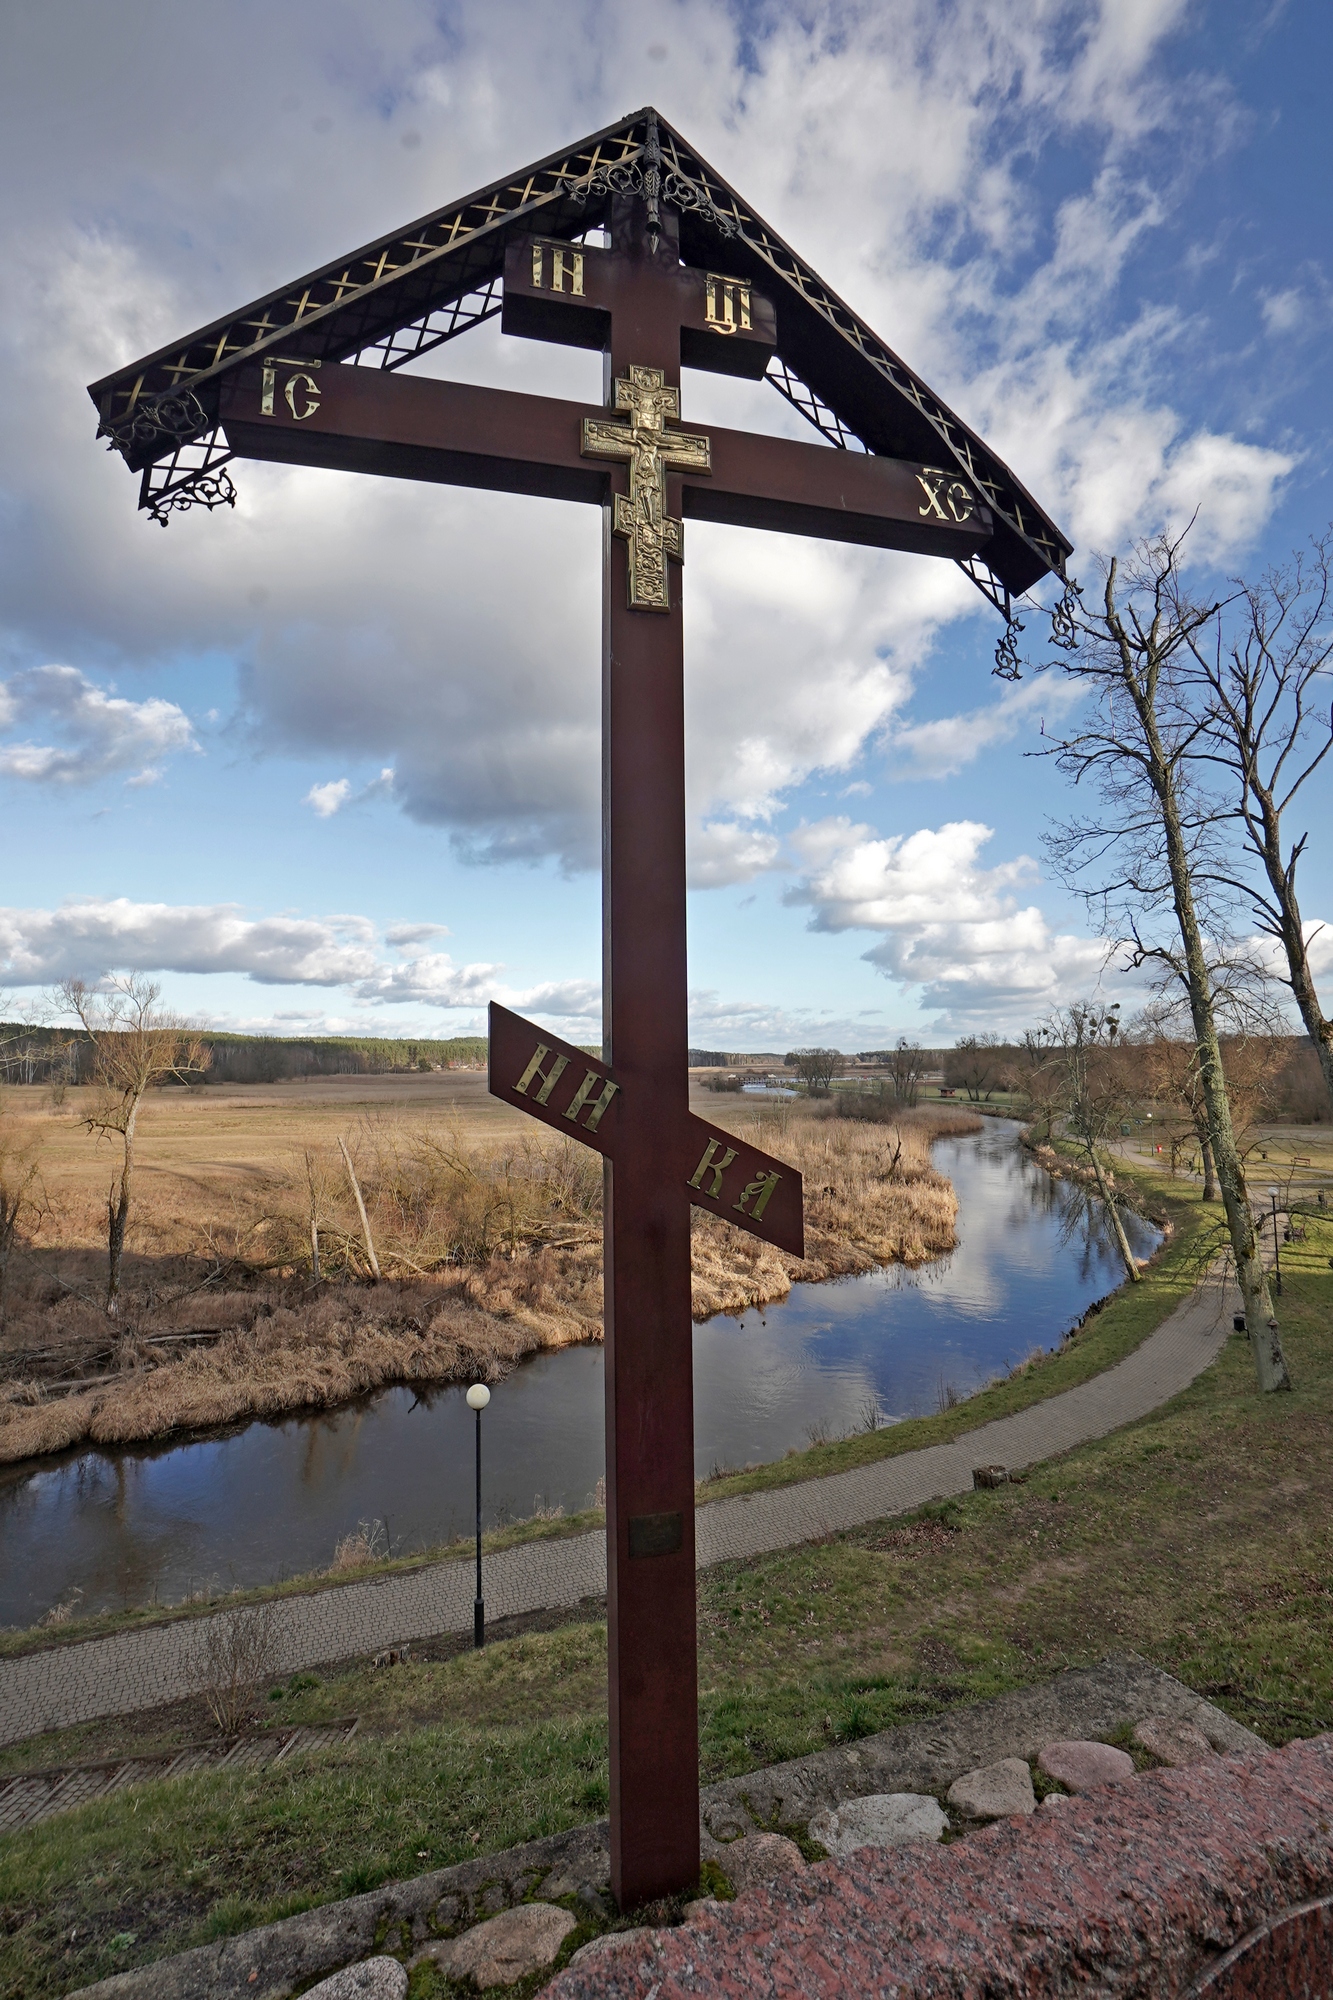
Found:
[0,1265,1235,1750]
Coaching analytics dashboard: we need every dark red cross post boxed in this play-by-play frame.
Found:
[96,181,995,1909]
[215,195,991,1906]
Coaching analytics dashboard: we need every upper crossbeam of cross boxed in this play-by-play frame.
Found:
[218,226,993,596]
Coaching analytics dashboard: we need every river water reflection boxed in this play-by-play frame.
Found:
[0,1121,1158,1627]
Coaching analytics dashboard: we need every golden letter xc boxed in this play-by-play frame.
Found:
[733,1172,780,1221]
[915,467,976,523]
[688,1138,738,1198]
[514,1042,570,1106]
[562,1068,620,1134]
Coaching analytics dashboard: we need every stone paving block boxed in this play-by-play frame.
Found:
[714,1832,806,1894]
[947,1756,1036,1819]
[434,1903,575,1985]
[1038,1738,1136,1792]
[809,1792,949,1855]
[1133,1714,1217,1767]
[567,1927,653,1968]
[304,1960,407,2000]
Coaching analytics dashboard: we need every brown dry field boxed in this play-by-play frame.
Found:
[0,1075,979,1466]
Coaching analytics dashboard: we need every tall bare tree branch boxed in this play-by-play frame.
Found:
[1183,532,1333,1109]
[1031,532,1291,1391]
[58,974,209,1314]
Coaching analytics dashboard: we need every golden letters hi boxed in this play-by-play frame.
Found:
[530,242,585,295]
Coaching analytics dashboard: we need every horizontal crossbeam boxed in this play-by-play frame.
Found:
[219,362,994,562]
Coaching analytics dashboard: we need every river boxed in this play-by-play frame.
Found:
[0,1121,1159,1627]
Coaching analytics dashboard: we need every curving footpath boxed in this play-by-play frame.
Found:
[0,1264,1237,1749]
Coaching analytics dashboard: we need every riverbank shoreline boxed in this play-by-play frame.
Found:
[0,1156,1199,1661]
[0,1103,978,1469]
[2,1198,1325,2000]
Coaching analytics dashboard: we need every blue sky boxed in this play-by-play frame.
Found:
[1,0,1330,1049]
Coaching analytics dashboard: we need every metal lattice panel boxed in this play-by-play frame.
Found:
[88,107,1071,600]
[767,357,1017,621]
[348,278,503,371]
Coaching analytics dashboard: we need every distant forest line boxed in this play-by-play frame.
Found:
[0,1023,1326,1120]
[0,1024,490,1085]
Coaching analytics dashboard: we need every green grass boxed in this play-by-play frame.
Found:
[3,1205,1328,2000]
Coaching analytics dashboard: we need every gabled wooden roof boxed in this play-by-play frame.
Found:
[89,107,1070,608]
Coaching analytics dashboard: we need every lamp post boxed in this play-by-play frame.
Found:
[1268,1189,1283,1296]
[466,1382,491,1647]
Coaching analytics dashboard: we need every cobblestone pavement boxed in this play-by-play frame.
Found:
[0,1266,1236,1750]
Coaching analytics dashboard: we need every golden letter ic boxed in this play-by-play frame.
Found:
[688,1138,737,1198]
[514,1043,569,1106]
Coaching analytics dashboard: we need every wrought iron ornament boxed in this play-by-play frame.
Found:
[86,105,1071,638]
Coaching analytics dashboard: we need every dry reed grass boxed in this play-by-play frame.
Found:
[0,1083,979,1465]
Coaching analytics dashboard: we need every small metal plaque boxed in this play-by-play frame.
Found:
[628,1511,683,1559]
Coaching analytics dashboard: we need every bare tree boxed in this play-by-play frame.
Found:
[199,1599,281,1734]
[785,1047,841,1095]
[58,975,209,1314]
[945,1033,1002,1101]
[886,1037,925,1107]
[0,1092,46,1330]
[1184,534,1333,1110]
[1028,1004,1142,1281]
[1131,998,1284,1201]
[1033,535,1291,1391]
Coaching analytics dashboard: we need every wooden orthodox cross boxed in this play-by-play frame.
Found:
[89,111,1068,1912]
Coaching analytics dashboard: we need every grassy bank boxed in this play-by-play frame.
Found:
[2,1203,1327,1999]
[695,1157,1204,1501]
[0,1092,976,1467]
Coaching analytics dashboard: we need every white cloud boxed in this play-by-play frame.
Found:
[0,0,1294,894]
[304,779,351,817]
[786,816,1134,1030]
[384,921,451,946]
[0,895,599,1026]
[687,820,783,891]
[0,665,197,787]
[303,768,395,818]
[886,677,1082,781]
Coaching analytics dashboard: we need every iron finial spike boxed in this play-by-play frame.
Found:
[644,110,663,252]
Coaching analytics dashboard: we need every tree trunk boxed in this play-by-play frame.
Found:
[1084,1147,1141,1282]
[107,1100,139,1315]
[1199,1134,1218,1202]
[339,1137,380,1280]
[1140,707,1291,1390]
[1254,787,1333,1112]
[107,1176,129,1312]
